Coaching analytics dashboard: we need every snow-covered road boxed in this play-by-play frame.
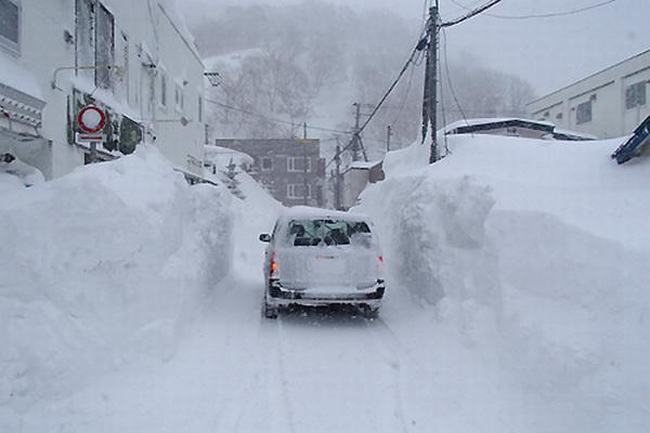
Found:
[3,138,648,433]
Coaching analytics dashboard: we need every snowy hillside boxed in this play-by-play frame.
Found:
[357,135,650,432]
[0,149,233,418]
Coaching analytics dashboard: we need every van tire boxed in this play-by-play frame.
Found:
[362,305,379,319]
[263,302,278,319]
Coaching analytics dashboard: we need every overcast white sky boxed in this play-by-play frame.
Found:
[181,0,649,96]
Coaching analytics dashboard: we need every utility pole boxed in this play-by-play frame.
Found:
[351,102,362,161]
[302,121,309,206]
[422,0,502,164]
[424,3,439,164]
[386,125,392,152]
[334,142,342,210]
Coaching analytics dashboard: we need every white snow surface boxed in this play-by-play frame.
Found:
[1,134,648,433]
[0,147,233,420]
[356,134,650,432]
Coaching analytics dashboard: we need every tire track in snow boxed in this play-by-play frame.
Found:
[273,315,298,433]
[364,317,411,433]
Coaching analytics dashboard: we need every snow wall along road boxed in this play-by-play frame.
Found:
[356,135,650,433]
[0,148,233,415]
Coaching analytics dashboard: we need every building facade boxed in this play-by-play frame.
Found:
[340,160,385,211]
[527,49,650,139]
[0,0,206,180]
[215,138,325,207]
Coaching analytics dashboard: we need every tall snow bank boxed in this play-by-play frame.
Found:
[359,174,497,306]
[357,135,650,432]
[0,148,232,414]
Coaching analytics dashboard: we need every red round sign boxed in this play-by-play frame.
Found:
[77,105,106,134]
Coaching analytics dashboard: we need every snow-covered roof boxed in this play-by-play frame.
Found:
[204,145,254,167]
[442,118,555,134]
[281,206,370,222]
[552,128,598,141]
[349,160,383,170]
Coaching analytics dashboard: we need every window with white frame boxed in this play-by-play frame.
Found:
[287,184,311,200]
[0,0,20,53]
[287,156,311,172]
[576,100,592,125]
[626,82,647,110]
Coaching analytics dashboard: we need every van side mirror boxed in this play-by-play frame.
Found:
[259,233,271,243]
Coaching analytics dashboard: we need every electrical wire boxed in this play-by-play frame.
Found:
[449,0,616,20]
[438,50,450,156]
[441,28,472,134]
[355,21,431,135]
[205,98,351,134]
[442,0,503,27]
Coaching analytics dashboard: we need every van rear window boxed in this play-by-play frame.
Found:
[287,219,371,247]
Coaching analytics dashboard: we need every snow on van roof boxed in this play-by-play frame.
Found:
[281,206,369,222]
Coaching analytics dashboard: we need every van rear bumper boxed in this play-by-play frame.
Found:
[267,279,384,307]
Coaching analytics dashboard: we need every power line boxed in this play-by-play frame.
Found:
[204,98,351,134]
[357,33,428,134]
[441,28,471,131]
[449,0,616,20]
[442,0,503,27]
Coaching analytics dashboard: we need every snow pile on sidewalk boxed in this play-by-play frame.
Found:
[357,135,650,432]
[0,148,233,415]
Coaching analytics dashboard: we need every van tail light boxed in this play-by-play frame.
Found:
[377,256,385,275]
[270,252,279,278]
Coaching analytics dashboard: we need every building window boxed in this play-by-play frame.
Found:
[174,84,184,112]
[626,82,647,110]
[556,112,563,120]
[576,100,592,125]
[287,184,311,200]
[198,95,203,122]
[76,0,115,90]
[0,0,20,53]
[261,157,272,171]
[95,2,114,89]
[287,156,311,173]
[159,70,168,108]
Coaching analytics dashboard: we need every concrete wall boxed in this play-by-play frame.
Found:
[528,49,650,139]
[0,0,205,179]
[342,169,369,210]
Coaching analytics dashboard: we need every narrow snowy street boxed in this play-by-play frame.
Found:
[2,136,648,433]
[7,177,518,433]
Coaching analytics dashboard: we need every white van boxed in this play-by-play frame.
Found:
[259,207,385,319]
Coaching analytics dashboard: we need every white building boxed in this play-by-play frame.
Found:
[527,49,650,139]
[341,160,384,211]
[0,0,206,180]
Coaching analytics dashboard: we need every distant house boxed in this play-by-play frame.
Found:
[527,49,650,139]
[443,118,595,141]
[341,160,385,210]
[215,138,326,207]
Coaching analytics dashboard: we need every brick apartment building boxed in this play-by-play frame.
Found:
[215,138,326,207]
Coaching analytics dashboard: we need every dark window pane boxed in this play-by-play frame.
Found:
[576,101,592,125]
[95,3,114,89]
[0,0,19,45]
